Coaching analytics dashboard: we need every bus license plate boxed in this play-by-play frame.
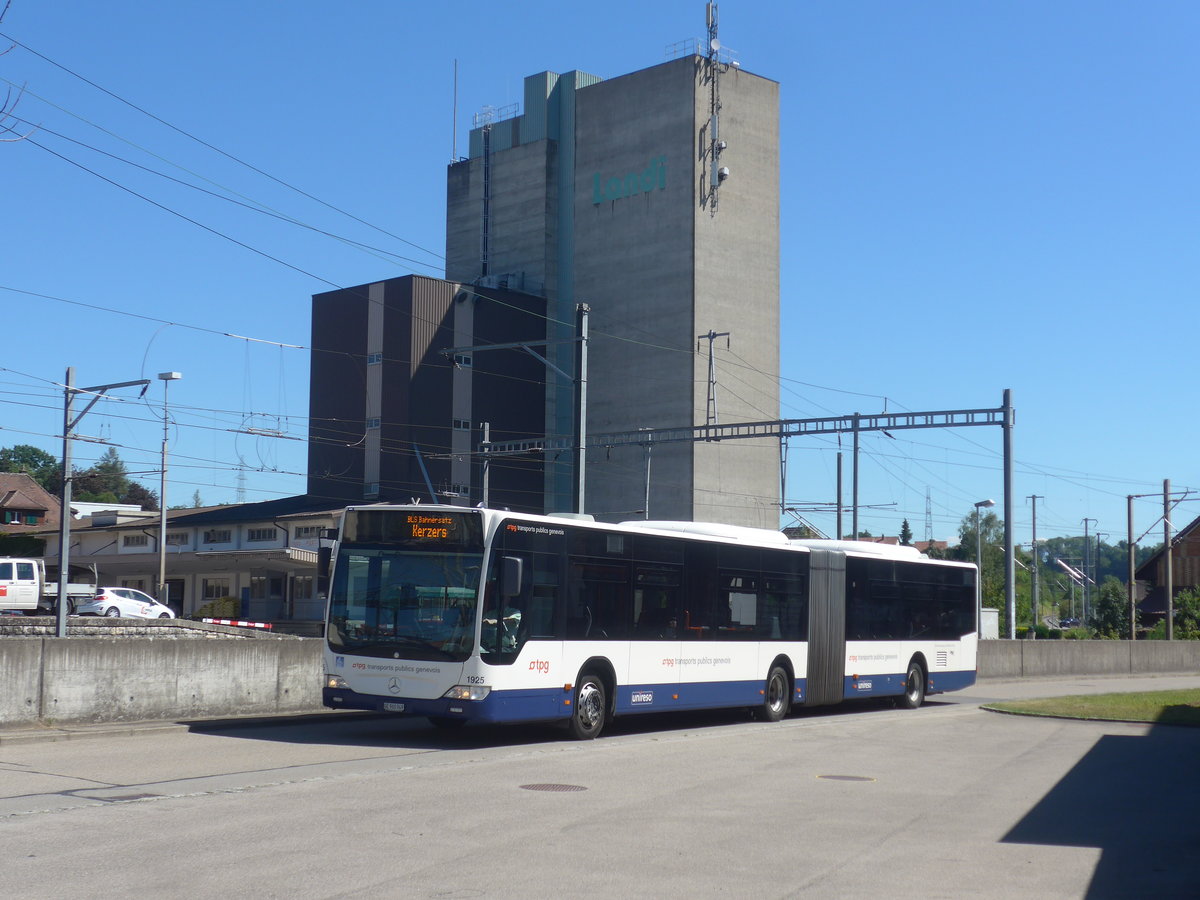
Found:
[383,702,405,712]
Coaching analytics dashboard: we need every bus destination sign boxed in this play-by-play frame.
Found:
[408,513,455,541]
[343,508,483,549]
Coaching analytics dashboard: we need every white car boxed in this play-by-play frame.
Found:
[76,588,176,619]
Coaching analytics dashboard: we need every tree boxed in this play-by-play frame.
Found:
[0,444,58,490]
[122,482,160,512]
[1174,588,1200,640]
[953,508,1007,628]
[1090,576,1133,639]
[72,448,159,511]
[899,519,913,546]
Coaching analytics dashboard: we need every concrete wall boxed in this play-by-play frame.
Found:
[1,620,323,728]
[979,640,1200,679]
[6,627,1198,730]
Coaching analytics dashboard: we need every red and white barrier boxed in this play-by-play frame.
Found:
[202,618,273,630]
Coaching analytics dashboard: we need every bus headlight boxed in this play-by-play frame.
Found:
[326,675,349,689]
[443,684,491,701]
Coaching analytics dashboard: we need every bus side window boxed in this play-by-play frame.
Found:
[568,559,630,639]
[566,582,591,639]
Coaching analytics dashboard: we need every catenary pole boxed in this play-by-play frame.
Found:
[480,422,490,507]
[852,414,860,538]
[1127,494,1136,640]
[1165,478,1173,640]
[1028,494,1042,637]
[1003,389,1015,639]
[572,303,589,515]
[55,370,150,636]
[836,451,843,540]
[55,367,75,639]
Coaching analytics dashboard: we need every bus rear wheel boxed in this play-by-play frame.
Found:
[567,673,606,740]
[901,660,926,709]
[757,665,790,722]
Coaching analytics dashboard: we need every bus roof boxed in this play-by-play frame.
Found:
[345,505,971,566]
[788,539,927,560]
[618,520,793,545]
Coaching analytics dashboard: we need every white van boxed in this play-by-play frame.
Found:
[0,558,96,613]
[0,559,41,611]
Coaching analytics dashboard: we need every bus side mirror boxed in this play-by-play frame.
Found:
[317,546,331,597]
[502,556,524,599]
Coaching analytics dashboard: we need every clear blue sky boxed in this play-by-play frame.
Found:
[1,1,1196,548]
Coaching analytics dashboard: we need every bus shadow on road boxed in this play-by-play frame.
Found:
[191,696,936,750]
[1001,709,1200,899]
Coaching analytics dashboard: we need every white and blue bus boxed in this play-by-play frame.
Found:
[322,505,978,738]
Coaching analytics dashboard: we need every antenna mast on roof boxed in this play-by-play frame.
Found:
[706,2,727,215]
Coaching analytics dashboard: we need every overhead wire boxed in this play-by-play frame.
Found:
[2,37,1187,524]
[0,36,444,262]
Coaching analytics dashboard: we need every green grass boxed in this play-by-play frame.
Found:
[983,689,1200,726]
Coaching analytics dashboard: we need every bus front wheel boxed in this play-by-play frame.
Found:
[758,665,790,722]
[567,673,606,740]
[901,660,926,709]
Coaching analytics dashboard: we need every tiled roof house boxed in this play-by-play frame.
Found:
[0,473,60,533]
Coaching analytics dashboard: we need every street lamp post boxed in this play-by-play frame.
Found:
[975,499,995,637]
[157,372,182,610]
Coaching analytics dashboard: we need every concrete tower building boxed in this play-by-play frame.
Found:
[446,50,780,527]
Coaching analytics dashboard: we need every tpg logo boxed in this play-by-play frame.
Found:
[528,660,550,674]
[592,156,667,204]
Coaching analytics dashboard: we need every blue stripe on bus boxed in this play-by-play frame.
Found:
[325,669,975,725]
[323,686,568,724]
[616,678,806,714]
[927,669,976,692]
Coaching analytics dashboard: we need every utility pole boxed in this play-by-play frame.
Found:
[1127,494,1136,640]
[924,486,933,544]
[55,368,76,639]
[1028,495,1043,636]
[640,427,654,519]
[852,414,861,538]
[1082,517,1097,625]
[157,371,182,611]
[836,452,844,540]
[1002,388,1016,639]
[56,369,150,637]
[573,304,589,514]
[479,422,491,507]
[1164,478,1173,641]
[698,329,730,427]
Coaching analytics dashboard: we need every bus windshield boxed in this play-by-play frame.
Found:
[327,547,482,662]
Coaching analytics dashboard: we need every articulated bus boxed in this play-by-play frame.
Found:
[321,505,978,739]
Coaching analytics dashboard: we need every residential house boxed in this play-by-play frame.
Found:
[1135,512,1200,628]
[0,472,60,534]
[38,494,346,622]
